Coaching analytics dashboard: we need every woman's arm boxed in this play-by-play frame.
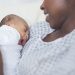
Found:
[0,51,3,75]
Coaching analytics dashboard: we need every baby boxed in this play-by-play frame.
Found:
[0,14,29,46]
[0,14,29,75]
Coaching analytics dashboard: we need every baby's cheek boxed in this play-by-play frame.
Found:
[22,36,29,45]
[19,33,29,46]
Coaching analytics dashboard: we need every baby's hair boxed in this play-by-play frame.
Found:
[0,14,14,27]
[0,14,27,27]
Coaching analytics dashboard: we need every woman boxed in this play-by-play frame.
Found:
[17,0,75,75]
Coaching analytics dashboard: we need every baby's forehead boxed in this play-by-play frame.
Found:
[11,15,29,30]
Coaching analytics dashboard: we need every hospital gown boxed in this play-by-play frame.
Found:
[17,21,75,75]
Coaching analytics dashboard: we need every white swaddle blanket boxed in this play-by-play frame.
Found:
[0,25,22,75]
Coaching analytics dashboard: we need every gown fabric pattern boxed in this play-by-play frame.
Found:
[17,21,75,75]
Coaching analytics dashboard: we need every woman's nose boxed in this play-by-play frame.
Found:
[40,1,44,10]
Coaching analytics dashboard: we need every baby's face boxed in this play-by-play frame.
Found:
[8,19,29,46]
[18,23,29,46]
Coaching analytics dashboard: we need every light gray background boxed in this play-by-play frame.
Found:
[0,0,45,25]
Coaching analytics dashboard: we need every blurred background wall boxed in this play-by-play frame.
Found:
[0,0,45,26]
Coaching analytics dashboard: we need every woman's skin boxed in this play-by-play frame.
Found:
[40,0,75,42]
[0,51,3,75]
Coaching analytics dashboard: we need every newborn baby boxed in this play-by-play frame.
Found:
[0,14,29,75]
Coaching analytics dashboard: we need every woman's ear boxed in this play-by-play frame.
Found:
[0,51,3,75]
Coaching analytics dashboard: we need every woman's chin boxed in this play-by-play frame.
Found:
[46,19,55,29]
[46,16,52,26]
[46,15,50,22]
[46,17,56,29]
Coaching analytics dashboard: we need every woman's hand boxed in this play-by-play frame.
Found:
[0,51,3,75]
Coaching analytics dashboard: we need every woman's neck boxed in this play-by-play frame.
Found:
[43,14,75,42]
[59,15,75,35]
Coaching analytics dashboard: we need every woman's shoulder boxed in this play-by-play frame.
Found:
[68,30,75,44]
[30,21,54,38]
[62,29,75,47]
[30,21,51,32]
